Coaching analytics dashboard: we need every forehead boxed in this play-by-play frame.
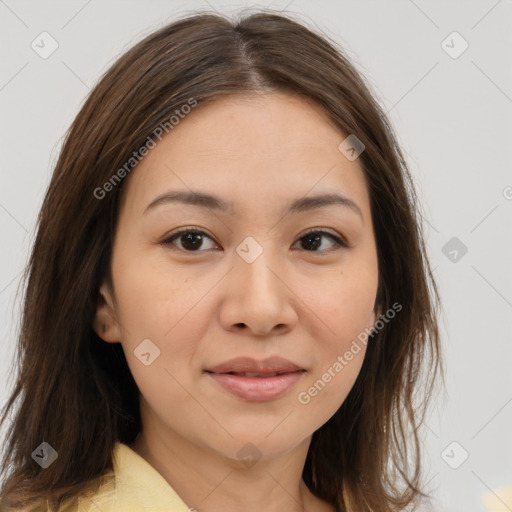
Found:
[119,91,370,218]
[168,91,345,156]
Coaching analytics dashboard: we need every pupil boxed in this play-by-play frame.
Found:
[182,232,202,250]
[303,233,321,251]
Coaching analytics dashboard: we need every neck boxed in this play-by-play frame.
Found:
[128,426,334,512]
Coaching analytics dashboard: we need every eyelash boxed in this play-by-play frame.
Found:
[160,226,349,254]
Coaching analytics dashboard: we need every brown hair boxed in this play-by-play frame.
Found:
[0,9,442,511]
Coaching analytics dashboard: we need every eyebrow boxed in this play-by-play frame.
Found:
[143,190,363,219]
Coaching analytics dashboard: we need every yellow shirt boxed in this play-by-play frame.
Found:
[61,442,191,512]
[55,446,512,512]
[482,486,512,511]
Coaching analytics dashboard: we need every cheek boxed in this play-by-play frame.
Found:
[111,249,213,387]
[316,265,378,345]
[296,288,371,418]
[117,284,202,429]
[108,260,200,412]
[297,264,376,409]
[111,246,206,338]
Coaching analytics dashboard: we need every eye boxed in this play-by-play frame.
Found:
[161,227,218,252]
[293,228,348,253]
[161,227,348,254]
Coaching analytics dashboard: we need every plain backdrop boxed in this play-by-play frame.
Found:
[1,1,511,511]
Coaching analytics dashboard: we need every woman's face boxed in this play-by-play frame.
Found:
[96,91,379,462]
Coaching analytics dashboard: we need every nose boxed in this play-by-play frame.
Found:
[219,246,298,337]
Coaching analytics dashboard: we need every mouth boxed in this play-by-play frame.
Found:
[204,369,306,401]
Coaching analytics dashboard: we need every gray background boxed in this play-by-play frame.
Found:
[1,1,511,510]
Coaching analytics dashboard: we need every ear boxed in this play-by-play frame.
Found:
[92,282,122,343]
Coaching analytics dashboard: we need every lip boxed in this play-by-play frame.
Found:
[205,356,304,375]
[204,356,306,401]
[206,371,306,401]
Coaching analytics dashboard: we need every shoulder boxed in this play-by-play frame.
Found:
[56,470,116,512]
[3,443,191,512]
[482,485,512,511]
[57,442,190,512]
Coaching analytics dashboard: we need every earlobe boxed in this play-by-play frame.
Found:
[92,283,122,343]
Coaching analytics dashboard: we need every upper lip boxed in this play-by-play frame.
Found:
[204,356,305,374]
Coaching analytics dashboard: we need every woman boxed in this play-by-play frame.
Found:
[0,9,441,512]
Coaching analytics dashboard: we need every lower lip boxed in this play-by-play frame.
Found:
[205,371,305,401]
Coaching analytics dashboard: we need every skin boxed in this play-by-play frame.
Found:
[93,91,380,512]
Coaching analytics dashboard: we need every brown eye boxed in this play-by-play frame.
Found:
[294,230,348,252]
[161,229,218,252]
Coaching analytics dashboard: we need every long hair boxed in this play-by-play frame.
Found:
[0,9,442,511]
